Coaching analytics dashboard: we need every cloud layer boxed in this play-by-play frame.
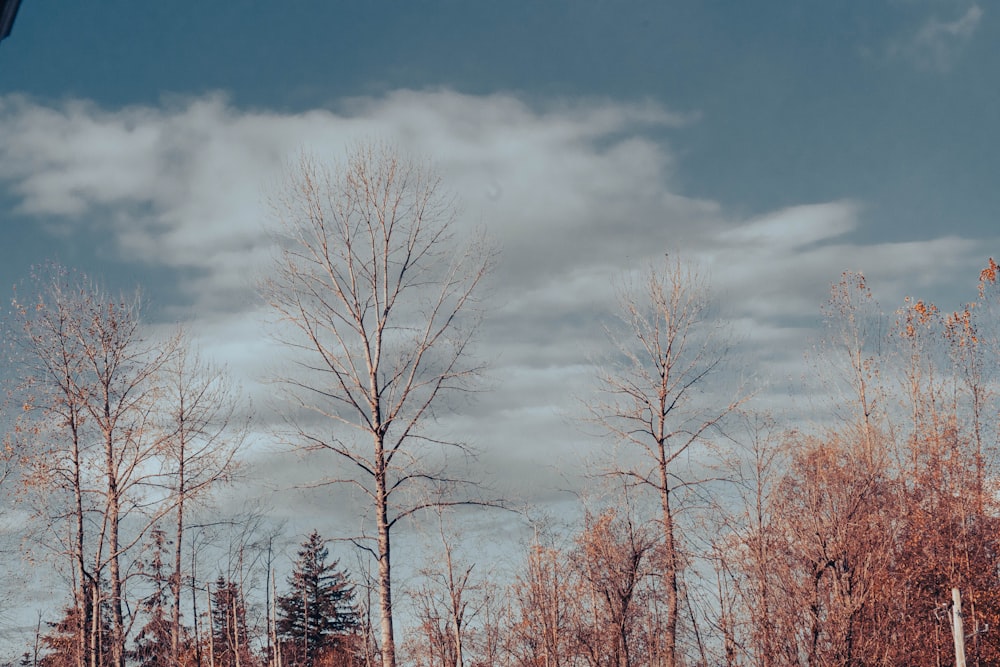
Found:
[0,88,987,536]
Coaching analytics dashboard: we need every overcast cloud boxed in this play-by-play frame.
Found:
[0,90,986,496]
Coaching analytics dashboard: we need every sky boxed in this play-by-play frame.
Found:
[0,0,997,650]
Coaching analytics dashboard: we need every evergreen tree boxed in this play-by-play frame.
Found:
[210,577,254,667]
[130,528,174,667]
[276,531,359,666]
[38,592,112,667]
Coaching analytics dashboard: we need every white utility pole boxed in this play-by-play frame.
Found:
[953,587,967,667]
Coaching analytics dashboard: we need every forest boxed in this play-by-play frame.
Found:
[1,144,998,667]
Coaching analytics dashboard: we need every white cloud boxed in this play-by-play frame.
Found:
[889,3,983,71]
[0,91,703,313]
[724,202,858,250]
[0,89,988,533]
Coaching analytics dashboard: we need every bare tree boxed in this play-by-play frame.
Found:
[159,342,247,666]
[712,412,787,667]
[75,277,178,667]
[12,267,179,667]
[408,510,482,667]
[819,272,888,470]
[12,268,94,667]
[262,143,493,667]
[590,255,742,666]
[508,541,580,667]
[574,507,659,667]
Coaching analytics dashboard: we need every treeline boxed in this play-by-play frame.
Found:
[2,143,1000,667]
[33,530,362,667]
[390,266,1000,666]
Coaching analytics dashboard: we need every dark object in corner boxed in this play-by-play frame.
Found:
[0,0,22,43]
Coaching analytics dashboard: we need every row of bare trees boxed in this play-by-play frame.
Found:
[5,142,1000,667]
[8,268,245,667]
[400,502,665,667]
[706,269,1000,666]
[395,263,1000,667]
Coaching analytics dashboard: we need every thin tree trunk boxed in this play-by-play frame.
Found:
[72,431,88,667]
[303,587,309,666]
[271,569,282,667]
[376,447,395,667]
[207,583,215,667]
[33,609,42,667]
[106,427,125,667]
[90,580,101,667]
[173,440,186,667]
[233,598,242,667]
[192,539,202,667]
[659,453,678,667]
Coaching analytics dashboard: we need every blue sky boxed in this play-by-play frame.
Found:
[0,0,996,649]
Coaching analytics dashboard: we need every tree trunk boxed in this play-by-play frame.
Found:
[376,445,395,667]
[659,453,678,667]
[192,540,203,667]
[207,583,215,667]
[90,580,100,667]
[71,417,88,667]
[173,451,185,667]
[106,426,125,667]
[233,599,242,667]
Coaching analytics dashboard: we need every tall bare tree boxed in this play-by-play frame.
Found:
[262,144,493,667]
[13,267,179,667]
[159,343,246,666]
[590,256,742,666]
[76,276,179,667]
[12,267,94,667]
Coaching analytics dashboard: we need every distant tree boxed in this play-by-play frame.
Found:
[38,595,112,667]
[210,577,254,667]
[708,413,786,667]
[589,256,743,666]
[159,343,246,665]
[129,528,174,667]
[507,541,581,667]
[574,508,660,667]
[277,531,359,666]
[409,513,479,667]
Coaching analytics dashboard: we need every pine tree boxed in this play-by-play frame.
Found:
[39,592,112,667]
[130,529,174,667]
[276,531,359,667]
[210,577,254,667]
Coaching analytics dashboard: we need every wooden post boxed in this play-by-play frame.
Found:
[953,587,967,667]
